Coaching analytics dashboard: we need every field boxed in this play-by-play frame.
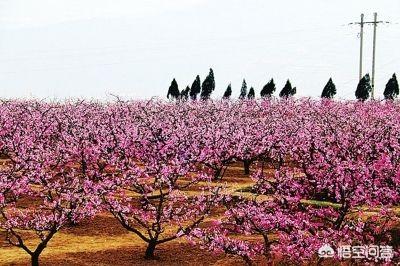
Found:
[0,99,399,265]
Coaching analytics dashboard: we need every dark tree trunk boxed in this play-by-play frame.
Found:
[334,204,349,230]
[144,240,157,259]
[29,228,55,266]
[31,253,40,266]
[242,255,253,266]
[263,234,268,256]
[243,160,251,175]
[213,167,222,180]
[335,212,346,230]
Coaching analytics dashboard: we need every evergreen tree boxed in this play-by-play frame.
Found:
[321,78,337,99]
[223,84,232,99]
[248,87,255,99]
[279,80,296,98]
[383,73,399,100]
[239,79,247,99]
[355,74,372,101]
[200,68,215,100]
[189,75,201,100]
[167,78,180,100]
[181,86,190,101]
[260,78,276,98]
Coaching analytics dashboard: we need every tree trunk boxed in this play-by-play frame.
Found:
[213,167,222,180]
[242,255,253,266]
[334,212,346,230]
[144,240,157,259]
[243,160,251,175]
[334,204,349,230]
[29,228,55,266]
[31,253,40,266]
[262,234,270,259]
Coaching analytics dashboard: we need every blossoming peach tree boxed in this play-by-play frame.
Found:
[98,101,224,259]
[0,101,104,266]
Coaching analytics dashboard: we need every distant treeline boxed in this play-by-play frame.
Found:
[167,68,399,101]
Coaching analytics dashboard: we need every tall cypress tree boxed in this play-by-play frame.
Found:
[260,78,276,98]
[200,68,215,100]
[321,78,337,99]
[181,86,190,101]
[355,74,372,101]
[383,73,399,100]
[189,75,201,100]
[279,80,296,98]
[223,84,232,99]
[239,79,247,99]
[248,87,255,99]
[167,78,180,100]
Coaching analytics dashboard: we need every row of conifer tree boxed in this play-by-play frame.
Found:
[167,68,399,101]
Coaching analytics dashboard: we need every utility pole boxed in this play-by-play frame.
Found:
[349,13,389,99]
[350,14,365,82]
[359,14,364,81]
[371,12,377,99]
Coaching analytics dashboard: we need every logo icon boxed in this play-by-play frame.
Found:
[318,244,335,258]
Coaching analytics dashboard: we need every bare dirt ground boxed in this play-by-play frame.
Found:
[0,164,254,266]
[1,213,245,265]
[1,162,398,266]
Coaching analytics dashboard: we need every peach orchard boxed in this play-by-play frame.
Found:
[0,99,399,265]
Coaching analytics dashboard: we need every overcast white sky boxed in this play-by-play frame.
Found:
[0,0,399,100]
